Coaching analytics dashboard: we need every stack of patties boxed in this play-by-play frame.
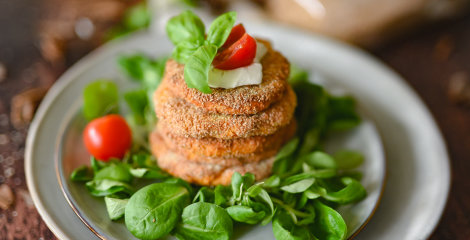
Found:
[150,41,297,186]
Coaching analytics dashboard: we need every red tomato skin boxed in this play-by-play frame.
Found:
[221,24,246,49]
[213,33,257,70]
[83,114,132,161]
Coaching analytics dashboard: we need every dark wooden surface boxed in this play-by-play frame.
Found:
[0,0,469,239]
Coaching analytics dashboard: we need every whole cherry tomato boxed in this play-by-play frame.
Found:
[83,114,132,161]
[213,33,257,70]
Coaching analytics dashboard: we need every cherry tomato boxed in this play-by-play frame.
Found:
[213,33,257,70]
[221,24,246,49]
[83,114,132,161]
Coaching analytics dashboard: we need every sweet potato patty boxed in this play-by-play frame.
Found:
[150,132,275,186]
[156,120,296,159]
[163,39,290,115]
[154,81,297,139]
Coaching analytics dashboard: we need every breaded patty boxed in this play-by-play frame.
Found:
[151,130,277,166]
[154,82,297,139]
[150,132,274,186]
[156,120,296,159]
[163,39,290,115]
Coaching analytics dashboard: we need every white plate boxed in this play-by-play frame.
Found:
[25,23,449,240]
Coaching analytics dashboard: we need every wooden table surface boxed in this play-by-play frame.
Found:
[0,1,469,239]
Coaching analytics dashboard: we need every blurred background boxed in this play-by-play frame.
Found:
[0,0,470,238]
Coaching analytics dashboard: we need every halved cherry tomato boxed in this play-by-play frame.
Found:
[213,33,257,70]
[221,24,246,49]
[83,114,132,161]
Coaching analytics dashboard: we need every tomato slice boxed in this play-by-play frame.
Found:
[221,23,246,49]
[83,114,132,161]
[213,33,257,70]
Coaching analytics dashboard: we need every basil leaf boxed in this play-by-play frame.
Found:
[324,177,367,204]
[94,163,133,183]
[166,10,205,46]
[184,44,217,94]
[173,41,201,64]
[206,11,237,47]
[82,80,119,120]
[281,178,315,193]
[70,166,93,182]
[104,197,128,220]
[333,150,364,169]
[125,183,190,240]
[226,205,265,224]
[272,211,315,240]
[85,179,133,197]
[312,201,347,240]
[173,202,233,240]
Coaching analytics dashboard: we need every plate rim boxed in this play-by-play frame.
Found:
[25,23,450,240]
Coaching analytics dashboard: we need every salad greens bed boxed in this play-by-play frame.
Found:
[71,56,366,240]
[70,10,366,240]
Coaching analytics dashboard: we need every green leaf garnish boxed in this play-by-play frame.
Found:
[206,12,237,47]
[184,44,218,93]
[166,10,237,93]
[82,80,119,121]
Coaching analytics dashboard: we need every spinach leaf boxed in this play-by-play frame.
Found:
[82,80,119,121]
[183,44,217,94]
[327,96,360,131]
[118,54,166,90]
[312,200,347,240]
[272,211,315,240]
[275,138,299,161]
[226,205,265,224]
[90,156,107,173]
[281,178,315,193]
[193,187,215,203]
[129,168,168,179]
[333,150,364,170]
[263,175,281,188]
[125,183,190,240]
[104,197,128,220]
[85,179,133,197]
[206,12,237,47]
[302,151,337,170]
[124,89,148,125]
[70,166,93,182]
[166,10,205,47]
[105,2,151,41]
[324,177,367,204]
[164,178,194,197]
[214,184,232,207]
[173,202,233,240]
[94,162,133,183]
[123,3,151,31]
